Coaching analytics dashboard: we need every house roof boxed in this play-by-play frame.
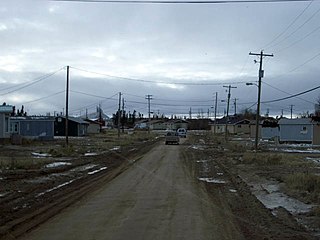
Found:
[56,116,89,124]
[213,116,250,125]
[278,118,312,125]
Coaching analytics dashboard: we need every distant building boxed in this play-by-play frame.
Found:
[211,116,251,135]
[84,119,102,134]
[55,116,89,137]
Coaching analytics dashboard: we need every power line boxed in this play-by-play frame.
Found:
[53,0,319,4]
[262,81,314,104]
[70,90,118,100]
[23,90,66,105]
[70,66,251,86]
[268,5,320,50]
[0,67,65,96]
[275,24,320,53]
[261,0,313,50]
[262,84,320,103]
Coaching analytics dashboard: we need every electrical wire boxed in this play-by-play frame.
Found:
[52,0,319,4]
[0,67,65,96]
[261,0,313,50]
[23,90,66,105]
[262,81,314,104]
[268,5,320,50]
[70,90,118,100]
[70,66,252,86]
[262,84,320,103]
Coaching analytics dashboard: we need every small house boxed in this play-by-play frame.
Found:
[278,118,320,144]
[0,104,13,139]
[55,116,89,137]
[84,119,102,134]
[212,116,251,135]
[10,116,55,140]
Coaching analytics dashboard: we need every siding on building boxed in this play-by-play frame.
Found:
[279,118,313,143]
[10,117,55,140]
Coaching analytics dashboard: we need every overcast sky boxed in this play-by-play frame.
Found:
[1,0,320,118]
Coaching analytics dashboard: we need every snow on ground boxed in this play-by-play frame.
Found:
[110,146,120,151]
[88,167,108,175]
[84,152,98,156]
[198,177,227,184]
[36,179,78,197]
[305,157,320,164]
[31,152,52,158]
[244,178,313,214]
[44,162,71,168]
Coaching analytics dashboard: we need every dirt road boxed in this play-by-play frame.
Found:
[20,141,244,240]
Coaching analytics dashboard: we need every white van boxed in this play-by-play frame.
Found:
[176,128,187,138]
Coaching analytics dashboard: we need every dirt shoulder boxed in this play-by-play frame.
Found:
[0,131,160,240]
[182,132,319,240]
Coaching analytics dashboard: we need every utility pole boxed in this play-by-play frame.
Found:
[290,105,294,119]
[223,85,237,141]
[249,50,274,151]
[233,98,239,115]
[189,107,192,119]
[122,98,125,133]
[214,92,218,134]
[65,66,70,146]
[281,109,284,117]
[146,95,153,134]
[118,92,121,138]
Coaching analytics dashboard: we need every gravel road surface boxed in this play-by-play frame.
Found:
[20,141,244,240]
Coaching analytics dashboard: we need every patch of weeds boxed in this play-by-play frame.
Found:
[242,152,313,167]
[242,152,282,165]
[284,173,320,203]
[49,145,76,157]
[310,206,320,217]
[227,142,247,153]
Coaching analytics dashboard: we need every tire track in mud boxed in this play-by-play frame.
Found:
[0,141,159,240]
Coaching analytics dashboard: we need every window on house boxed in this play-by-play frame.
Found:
[300,126,308,134]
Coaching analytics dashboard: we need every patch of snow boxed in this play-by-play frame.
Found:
[196,160,209,163]
[110,146,120,151]
[36,179,77,197]
[32,152,52,158]
[198,177,226,184]
[217,172,224,176]
[88,167,107,175]
[84,152,98,156]
[45,162,71,168]
[229,189,237,193]
[71,164,97,172]
[0,192,9,197]
[245,179,313,214]
[189,145,204,150]
[305,157,320,164]
[281,148,320,154]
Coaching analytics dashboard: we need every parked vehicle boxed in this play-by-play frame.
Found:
[177,128,187,138]
[165,131,180,145]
